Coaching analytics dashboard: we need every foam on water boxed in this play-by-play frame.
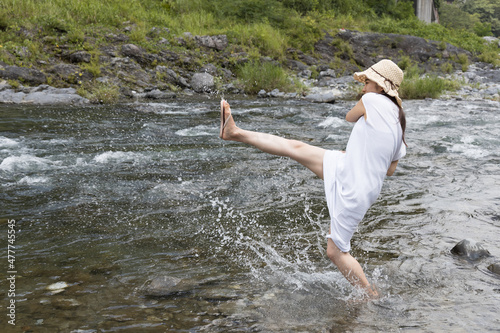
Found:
[0,154,52,172]
[93,151,147,164]
[317,116,345,129]
[18,176,50,184]
[175,125,214,137]
[0,136,19,148]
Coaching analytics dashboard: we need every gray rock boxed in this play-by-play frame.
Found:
[298,70,312,79]
[190,72,215,93]
[144,89,176,99]
[121,44,144,63]
[142,275,194,297]
[194,35,228,51]
[319,69,336,78]
[69,51,91,63]
[0,64,47,85]
[487,263,500,275]
[0,86,89,105]
[200,63,218,76]
[287,59,308,71]
[257,89,267,98]
[451,239,491,261]
[268,89,284,98]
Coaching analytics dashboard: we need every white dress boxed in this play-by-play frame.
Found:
[323,93,406,252]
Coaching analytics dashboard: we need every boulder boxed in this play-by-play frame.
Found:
[451,239,491,261]
[0,64,46,85]
[121,44,148,64]
[487,263,500,275]
[69,51,91,63]
[190,72,215,93]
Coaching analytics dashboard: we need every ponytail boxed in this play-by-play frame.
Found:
[382,92,407,146]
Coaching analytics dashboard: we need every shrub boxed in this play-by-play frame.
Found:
[238,61,299,94]
[400,74,460,99]
[77,81,120,103]
[230,22,287,59]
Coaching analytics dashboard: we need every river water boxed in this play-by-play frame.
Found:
[1,96,499,332]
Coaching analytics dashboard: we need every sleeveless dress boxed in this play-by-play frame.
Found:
[323,93,406,252]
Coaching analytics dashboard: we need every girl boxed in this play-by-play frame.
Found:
[219,59,406,297]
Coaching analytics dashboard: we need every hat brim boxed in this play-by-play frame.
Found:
[354,68,402,108]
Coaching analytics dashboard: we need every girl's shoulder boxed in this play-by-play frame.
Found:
[362,93,396,110]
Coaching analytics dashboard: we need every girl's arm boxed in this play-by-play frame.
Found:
[387,160,398,176]
[346,99,367,122]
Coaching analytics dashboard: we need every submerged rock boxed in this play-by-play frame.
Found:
[141,275,196,297]
[451,239,491,261]
[487,263,500,275]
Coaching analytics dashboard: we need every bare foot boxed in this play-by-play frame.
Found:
[220,100,238,140]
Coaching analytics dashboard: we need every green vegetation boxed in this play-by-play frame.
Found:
[77,81,120,104]
[399,62,461,99]
[0,0,498,101]
[238,61,305,94]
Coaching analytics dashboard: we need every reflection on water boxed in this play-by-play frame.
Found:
[1,97,499,332]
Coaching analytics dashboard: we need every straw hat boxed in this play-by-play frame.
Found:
[353,59,404,108]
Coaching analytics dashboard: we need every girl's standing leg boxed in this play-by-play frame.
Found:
[220,101,325,179]
[326,236,378,297]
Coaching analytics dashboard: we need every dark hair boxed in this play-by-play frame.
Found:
[382,92,407,146]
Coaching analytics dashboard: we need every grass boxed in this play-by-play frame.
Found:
[399,64,462,99]
[237,61,305,94]
[0,0,497,102]
[77,81,120,104]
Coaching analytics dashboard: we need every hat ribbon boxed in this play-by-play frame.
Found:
[370,66,400,91]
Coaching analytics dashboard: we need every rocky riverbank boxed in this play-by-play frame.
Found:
[0,29,498,105]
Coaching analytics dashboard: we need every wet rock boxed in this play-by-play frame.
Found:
[0,63,47,85]
[51,298,81,310]
[46,281,69,294]
[0,85,89,105]
[451,239,491,261]
[141,275,196,297]
[487,263,500,275]
[190,72,215,93]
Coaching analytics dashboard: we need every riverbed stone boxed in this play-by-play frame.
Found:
[142,275,197,297]
[487,263,500,275]
[0,86,89,105]
[190,72,215,93]
[451,239,491,261]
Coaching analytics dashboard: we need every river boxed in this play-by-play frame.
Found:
[1,96,499,332]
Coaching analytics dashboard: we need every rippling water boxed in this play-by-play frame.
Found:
[1,96,499,332]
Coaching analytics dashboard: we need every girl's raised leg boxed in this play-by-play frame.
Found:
[220,100,325,179]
